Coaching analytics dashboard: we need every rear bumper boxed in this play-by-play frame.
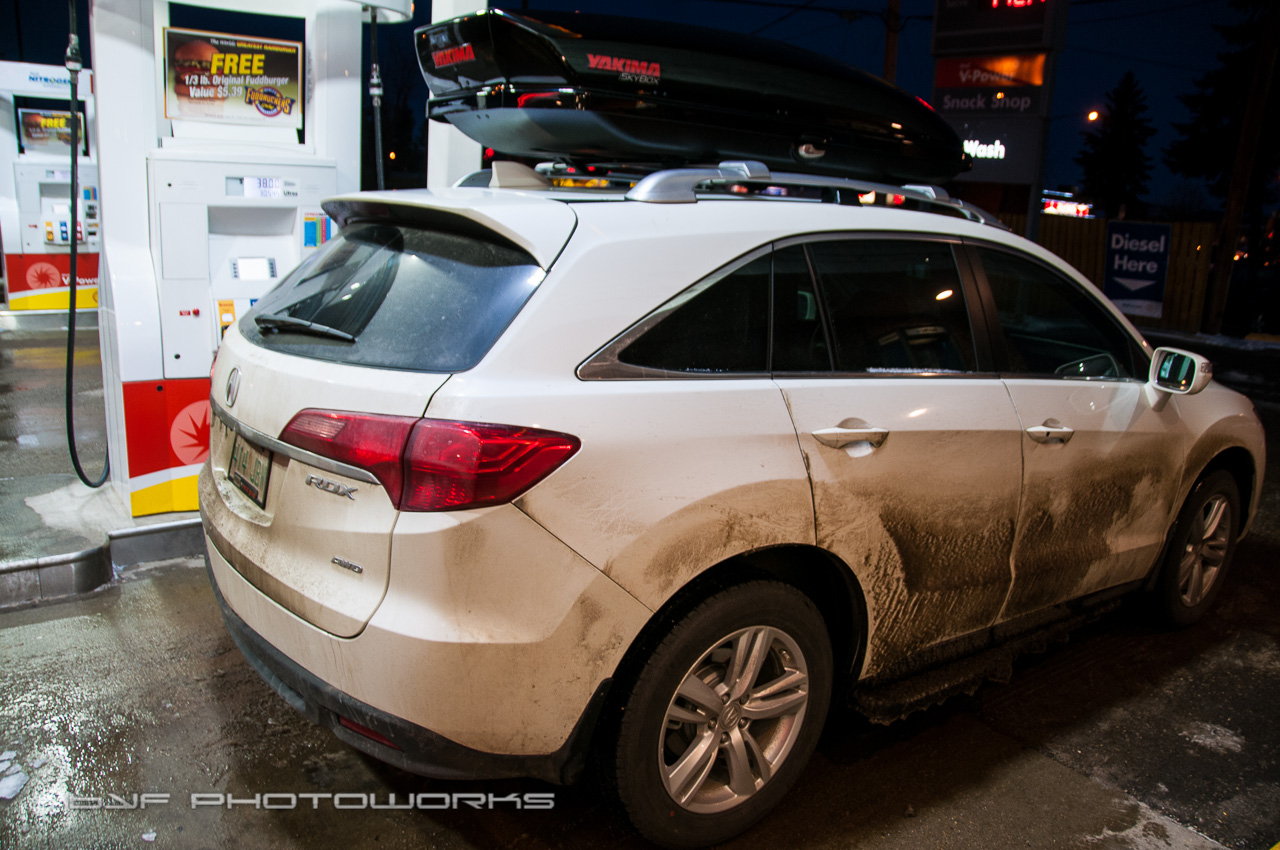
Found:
[205,552,607,785]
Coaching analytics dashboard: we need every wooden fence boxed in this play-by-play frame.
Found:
[996,214,1217,333]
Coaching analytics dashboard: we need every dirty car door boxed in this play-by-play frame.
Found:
[970,245,1185,621]
[773,238,1022,675]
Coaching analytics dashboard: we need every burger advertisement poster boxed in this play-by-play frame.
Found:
[163,28,303,130]
[17,109,87,155]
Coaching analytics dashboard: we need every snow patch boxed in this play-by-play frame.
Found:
[0,771,29,800]
[1180,721,1245,755]
[24,480,129,542]
[1086,799,1228,849]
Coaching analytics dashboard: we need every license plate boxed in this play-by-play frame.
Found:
[229,434,272,508]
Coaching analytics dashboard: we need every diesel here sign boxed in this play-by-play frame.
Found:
[1103,221,1172,319]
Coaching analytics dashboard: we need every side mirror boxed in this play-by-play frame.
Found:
[1149,347,1213,395]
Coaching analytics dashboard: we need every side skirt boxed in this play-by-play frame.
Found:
[851,581,1141,724]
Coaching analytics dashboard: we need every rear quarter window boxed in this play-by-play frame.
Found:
[618,255,771,373]
[240,223,544,372]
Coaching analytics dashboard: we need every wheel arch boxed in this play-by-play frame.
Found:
[1199,446,1259,538]
[1145,444,1259,593]
[602,544,867,728]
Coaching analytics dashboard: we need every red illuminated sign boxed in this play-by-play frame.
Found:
[1042,199,1094,218]
[933,0,1064,55]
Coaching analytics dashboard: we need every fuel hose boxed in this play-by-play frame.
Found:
[64,0,108,488]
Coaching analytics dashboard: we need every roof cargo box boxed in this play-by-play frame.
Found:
[416,10,971,185]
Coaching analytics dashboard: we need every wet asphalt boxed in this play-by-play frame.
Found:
[0,329,1278,849]
[0,328,112,561]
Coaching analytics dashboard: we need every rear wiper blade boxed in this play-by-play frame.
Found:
[253,312,356,342]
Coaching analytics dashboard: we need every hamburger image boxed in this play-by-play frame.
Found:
[22,111,50,142]
[171,37,226,117]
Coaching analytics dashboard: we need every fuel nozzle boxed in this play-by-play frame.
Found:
[66,34,82,72]
[66,0,82,74]
[369,63,383,106]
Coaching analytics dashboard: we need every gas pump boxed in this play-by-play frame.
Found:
[0,61,100,311]
[90,0,407,516]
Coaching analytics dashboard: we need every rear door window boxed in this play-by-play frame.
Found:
[771,244,831,372]
[241,223,544,372]
[804,239,977,373]
[582,237,981,379]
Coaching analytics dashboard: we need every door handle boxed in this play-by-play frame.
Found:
[812,425,890,449]
[1026,419,1074,444]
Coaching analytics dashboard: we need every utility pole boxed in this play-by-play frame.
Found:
[1203,6,1278,334]
[883,0,900,83]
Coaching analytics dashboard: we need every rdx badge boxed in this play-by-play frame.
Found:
[305,474,357,500]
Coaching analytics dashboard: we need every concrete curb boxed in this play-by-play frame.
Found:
[0,518,205,611]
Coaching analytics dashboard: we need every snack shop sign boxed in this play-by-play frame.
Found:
[163,28,303,130]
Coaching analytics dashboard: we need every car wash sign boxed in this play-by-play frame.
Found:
[946,116,1040,183]
[1103,221,1171,319]
[933,53,1047,183]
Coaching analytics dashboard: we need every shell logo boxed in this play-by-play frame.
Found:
[170,400,211,465]
[26,262,62,289]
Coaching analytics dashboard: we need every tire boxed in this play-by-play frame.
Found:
[1155,470,1241,627]
[611,581,833,849]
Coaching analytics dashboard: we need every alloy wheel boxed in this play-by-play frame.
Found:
[1177,493,1232,607]
[659,625,810,813]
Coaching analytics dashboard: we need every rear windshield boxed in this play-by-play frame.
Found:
[239,223,544,372]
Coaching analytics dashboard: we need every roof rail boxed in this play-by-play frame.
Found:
[625,161,769,203]
[624,161,1010,230]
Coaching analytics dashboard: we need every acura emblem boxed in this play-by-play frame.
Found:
[225,367,241,407]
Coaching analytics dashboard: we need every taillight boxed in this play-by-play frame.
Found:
[279,410,579,512]
[400,419,580,511]
[280,410,418,505]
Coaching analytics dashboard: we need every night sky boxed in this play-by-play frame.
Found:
[0,0,1249,205]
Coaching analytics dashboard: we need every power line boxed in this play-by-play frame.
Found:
[1071,0,1167,6]
[1072,0,1228,25]
[685,0,931,22]
[688,0,880,12]
[752,0,820,35]
[1064,43,1215,72]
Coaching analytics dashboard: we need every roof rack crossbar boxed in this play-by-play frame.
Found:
[902,184,949,201]
[762,170,929,200]
[625,162,769,204]
[625,162,1004,229]
[952,200,1012,231]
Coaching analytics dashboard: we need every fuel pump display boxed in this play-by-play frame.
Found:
[0,61,100,311]
[147,152,337,379]
[90,0,366,516]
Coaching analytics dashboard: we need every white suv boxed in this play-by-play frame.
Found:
[201,161,1265,848]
